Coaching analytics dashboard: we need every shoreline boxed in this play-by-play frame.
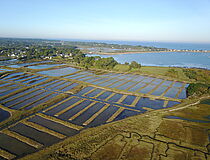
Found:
[88,50,210,55]
[140,65,210,71]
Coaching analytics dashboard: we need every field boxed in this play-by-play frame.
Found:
[0,62,209,160]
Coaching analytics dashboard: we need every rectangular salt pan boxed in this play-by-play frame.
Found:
[38,67,78,76]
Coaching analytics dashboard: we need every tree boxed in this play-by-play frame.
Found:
[187,83,210,96]
[81,56,95,67]
[73,53,85,64]
[95,57,118,69]
[130,61,141,69]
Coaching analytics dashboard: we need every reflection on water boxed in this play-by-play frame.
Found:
[200,99,210,105]
[165,115,210,123]
[27,64,65,69]
[0,108,10,122]
[38,67,78,76]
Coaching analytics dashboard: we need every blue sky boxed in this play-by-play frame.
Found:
[0,0,210,43]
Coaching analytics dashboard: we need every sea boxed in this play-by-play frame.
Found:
[63,39,210,50]
[64,39,210,69]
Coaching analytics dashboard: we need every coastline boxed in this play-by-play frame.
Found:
[86,50,210,70]
[88,50,210,55]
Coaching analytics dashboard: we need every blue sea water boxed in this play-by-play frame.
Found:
[89,52,210,69]
[99,41,210,50]
[61,39,210,69]
[62,39,210,50]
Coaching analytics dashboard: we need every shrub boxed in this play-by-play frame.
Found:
[187,83,210,96]
[94,57,118,69]
[130,61,141,69]
[183,69,197,80]
[113,64,131,72]
[166,68,178,78]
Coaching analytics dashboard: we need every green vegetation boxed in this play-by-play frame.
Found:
[65,52,141,71]
[70,54,119,70]
[113,61,141,72]
[113,64,131,72]
[0,38,168,60]
[165,102,210,127]
[20,97,210,160]
[0,38,143,71]
[183,69,197,80]
[93,57,118,69]
[182,69,210,96]
[136,66,189,81]
[130,61,141,69]
[1,38,210,160]
[2,38,209,97]
[165,68,179,78]
[186,83,210,96]
[183,68,210,83]
[60,40,168,54]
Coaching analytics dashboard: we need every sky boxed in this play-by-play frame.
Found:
[0,0,210,43]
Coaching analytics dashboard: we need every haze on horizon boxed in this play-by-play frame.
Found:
[0,0,210,43]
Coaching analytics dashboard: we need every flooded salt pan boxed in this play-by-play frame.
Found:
[38,67,78,76]
[0,108,10,122]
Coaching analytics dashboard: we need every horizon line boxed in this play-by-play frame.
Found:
[0,36,210,45]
